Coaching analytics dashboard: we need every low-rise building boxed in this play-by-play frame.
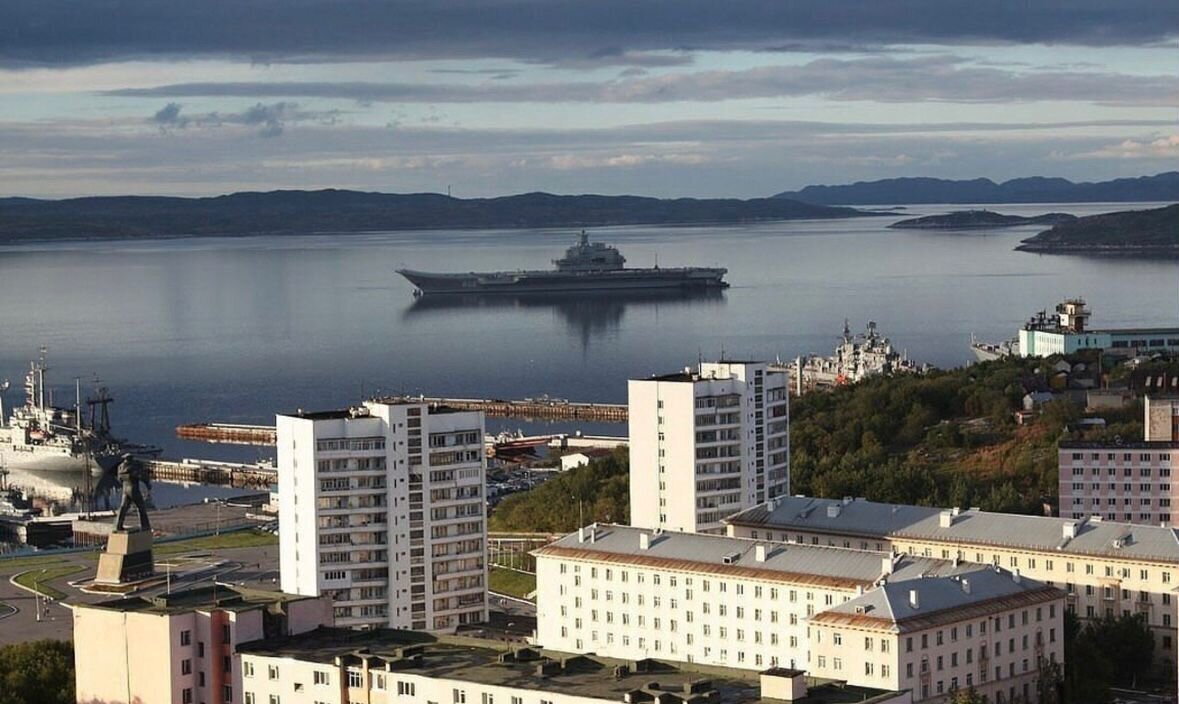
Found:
[725,496,1179,679]
[531,524,1062,702]
[73,585,331,704]
[237,627,912,704]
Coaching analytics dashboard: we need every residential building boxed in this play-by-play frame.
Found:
[531,524,1062,702]
[73,585,330,704]
[238,626,912,704]
[1059,396,1179,525]
[725,495,1179,677]
[628,360,789,533]
[277,399,487,632]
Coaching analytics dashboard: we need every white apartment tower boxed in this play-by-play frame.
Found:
[629,360,789,533]
[277,399,488,632]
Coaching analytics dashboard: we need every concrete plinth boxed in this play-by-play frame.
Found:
[96,529,155,585]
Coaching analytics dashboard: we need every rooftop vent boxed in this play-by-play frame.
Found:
[755,544,768,562]
[640,533,651,551]
[909,589,920,609]
[961,578,971,595]
[1012,569,1022,584]
[722,551,741,565]
[826,504,842,519]
[939,510,955,528]
[1063,521,1078,540]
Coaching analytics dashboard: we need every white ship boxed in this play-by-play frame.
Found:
[970,333,1017,362]
[790,320,930,394]
[0,353,152,472]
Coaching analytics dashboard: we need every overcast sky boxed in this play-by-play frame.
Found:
[1,1,1176,198]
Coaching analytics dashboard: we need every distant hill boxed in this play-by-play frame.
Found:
[1016,203,1179,254]
[0,190,870,241]
[888,210,1077,230]
[775,172,1179,205]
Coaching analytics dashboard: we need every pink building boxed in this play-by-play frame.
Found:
[73,585,331,704]
[1059,397,1179,525]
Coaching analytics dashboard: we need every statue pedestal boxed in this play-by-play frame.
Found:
[96,529,155,585]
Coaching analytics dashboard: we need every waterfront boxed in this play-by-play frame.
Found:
[0,200,1174,474]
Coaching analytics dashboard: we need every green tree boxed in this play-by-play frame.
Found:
[946,687,984,704]
[0,639,74,704]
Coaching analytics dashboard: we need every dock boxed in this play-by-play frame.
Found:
[143,458,277,489]
[400,396,628,422]
[176,397,628,448]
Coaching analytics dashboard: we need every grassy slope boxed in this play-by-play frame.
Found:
[488,568,537,600]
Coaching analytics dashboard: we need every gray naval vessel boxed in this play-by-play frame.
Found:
[398,231,728,295]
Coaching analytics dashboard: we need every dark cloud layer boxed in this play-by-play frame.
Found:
[2,1,1177,67]
[107,55,1179,107]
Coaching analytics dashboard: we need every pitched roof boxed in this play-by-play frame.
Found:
[725,496,1179,564]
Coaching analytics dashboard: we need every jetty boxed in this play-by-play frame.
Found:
[176,423,277,446]
[143,458,276,489]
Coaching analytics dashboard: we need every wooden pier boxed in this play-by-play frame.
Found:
[407,396,628,423]
[176,397,627,448]
[144,458,277,489]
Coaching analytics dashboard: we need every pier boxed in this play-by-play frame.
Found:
[143,458,277,489]
[399,396,628,422]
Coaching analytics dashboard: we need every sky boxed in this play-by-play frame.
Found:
[1,1,1176,199]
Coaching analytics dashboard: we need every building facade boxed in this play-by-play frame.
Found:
[725,496,1179,681]
[277,399,487,632]
[238,627,911,704]
[1060,396,1179,525]
[628,360,789,533]
[73,585,330,704]
[531,524,1063,702]
[1017,299,1179,358]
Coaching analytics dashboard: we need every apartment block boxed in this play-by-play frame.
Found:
[1060,396,1179,525]
[277,399,487,632]
[73,585,330,704]
[725,495,1179,678]
[238,627,912,704]
[628,360,789,533]
[531,524,1062,703]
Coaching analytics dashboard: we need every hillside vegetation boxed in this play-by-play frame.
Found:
[490,356,1136,531]
[1017,203,1179,253]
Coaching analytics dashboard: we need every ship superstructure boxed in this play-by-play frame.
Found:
[0,353,152,472]
[789,320,929,394]
[398,230,727,294]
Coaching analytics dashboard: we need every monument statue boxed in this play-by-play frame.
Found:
[114,453,151,532]
[96,453,156,587]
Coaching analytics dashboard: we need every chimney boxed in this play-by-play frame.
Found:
[640,533,651,550]
[578,527,586,543]
[827,504,842,519]
[938,510,954,528]
[909,589,920,610]
[590,527,597,543]
[961,578,971,595]
[1062,521,1078,540]
[1012,569,1021,584]
[881,554,895,576]
[755,544,768,562]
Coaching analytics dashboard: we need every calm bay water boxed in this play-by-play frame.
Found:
[0,201,1175,506]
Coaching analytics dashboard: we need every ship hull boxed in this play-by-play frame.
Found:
[398,267,728,294]
[0,445,91,472]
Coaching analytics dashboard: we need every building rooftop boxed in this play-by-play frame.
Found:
[813,567,1062,634]
[80,584,317,615]
[1060,440,1179,449]
[238,628,902,704]
[726,496,1179,564]
[278,399,468,420]
[534,524,970,590]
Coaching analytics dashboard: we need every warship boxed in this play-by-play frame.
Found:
[0,353,156,472]
[789,320,930,393]
[398,231,728,295]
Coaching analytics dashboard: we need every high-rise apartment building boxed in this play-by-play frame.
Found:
[628,360,789,533]
[277,399,487,632]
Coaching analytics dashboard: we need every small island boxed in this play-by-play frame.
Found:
[1016,203,1179,254]
[888,209,1077,230]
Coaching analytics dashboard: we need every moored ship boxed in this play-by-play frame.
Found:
[398,231,728,295]
[0,353,157,472]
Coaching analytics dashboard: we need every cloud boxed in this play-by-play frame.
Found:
[2,1,1176,67]
[106,56,1179,106]
[1068,134,1179,160]
[145,101,338,137]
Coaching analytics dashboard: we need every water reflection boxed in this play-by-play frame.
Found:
[402,288,727,351]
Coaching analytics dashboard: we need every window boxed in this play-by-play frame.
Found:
[454,689,467,704]
[314,671,329,686]
[347,671,364,688]
[182,659,192,675]
[245,694,255,704]
[244,662,255,678]
[183,689,193,704]
[268,666,279,680]
[180,630,192,646]
[223,686,233,703]
[482,694,494,704]
[269,696,280,704]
